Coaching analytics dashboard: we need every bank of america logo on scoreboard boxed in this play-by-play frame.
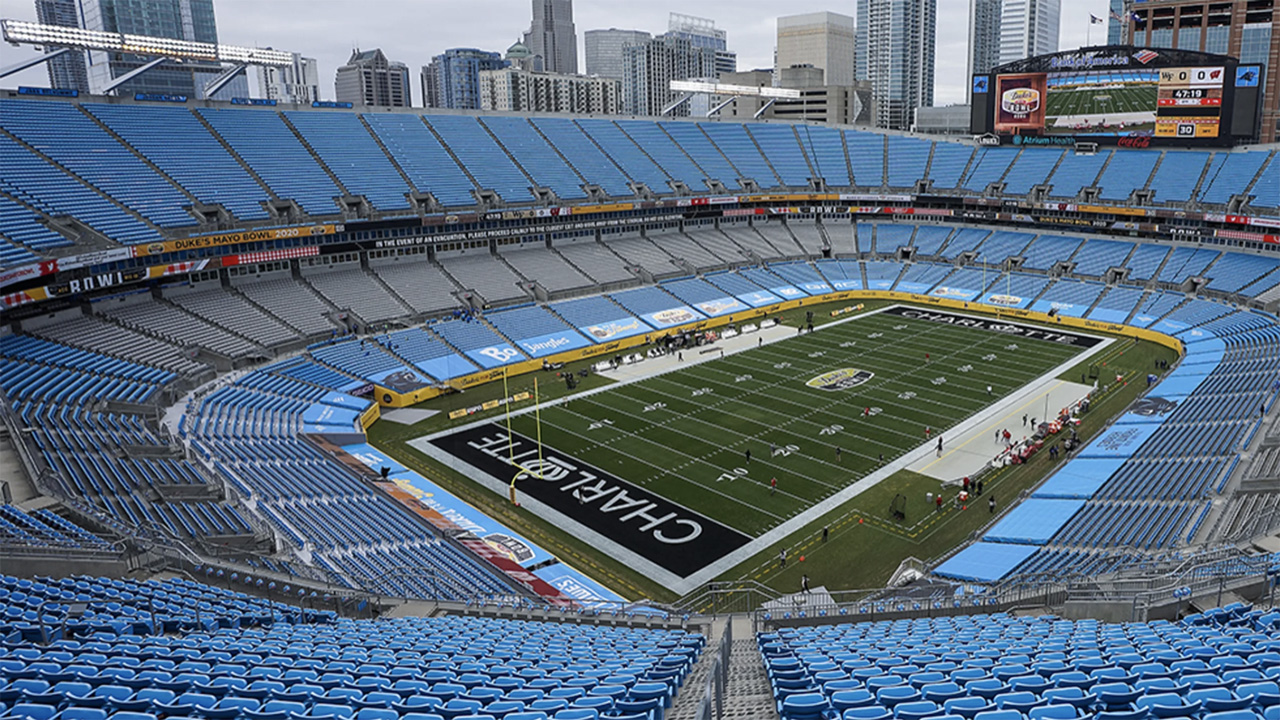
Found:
[1132,50,1160,64]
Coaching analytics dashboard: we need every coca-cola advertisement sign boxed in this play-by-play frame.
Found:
[1118,134,1152,149]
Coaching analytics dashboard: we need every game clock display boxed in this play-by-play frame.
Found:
[1155,66,1225,138]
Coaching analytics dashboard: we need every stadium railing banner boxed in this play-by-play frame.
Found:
[577,317,649,342]
[737,290,784,307]
[131,224,342,258]
[511,329,593,358]
[359,402,380,429]
[464,342,526,369]
[693,297,749,317]
[640,305,705,329]
[1,260,211,309]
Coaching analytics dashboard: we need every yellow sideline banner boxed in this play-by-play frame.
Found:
[848,291,1185,353]
[358,402,381,429]
[373,289,1182,408]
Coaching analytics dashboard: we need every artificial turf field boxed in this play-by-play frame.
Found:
[492,307,1087,537]
[1045,82,1158,125]
[372,300,1179,601]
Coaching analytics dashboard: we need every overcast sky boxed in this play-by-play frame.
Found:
[0,0,1114,107]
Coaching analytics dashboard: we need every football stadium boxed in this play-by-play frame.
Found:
[2,22,1280,720]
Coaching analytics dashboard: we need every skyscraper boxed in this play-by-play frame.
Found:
[1107,0,1127,45]
[776,11,856,87]
[998,0,1062,64]
[584,29,651,79]
[665,13,736,77]
[335,49,410,107]
[524,0,577,74]
[856,0,936,130]
[622,34,716,116]
[257,54,320,105]
[77,0,246,99]
[421,49,507,110]
[968,0,1003,78]
[479,67,621,114]
[33,0,88,93]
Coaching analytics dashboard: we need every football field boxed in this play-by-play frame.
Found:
[1045,83,1159,134]
[416,305,1107,591]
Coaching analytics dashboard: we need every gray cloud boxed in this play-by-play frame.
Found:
[1,0,1112,108]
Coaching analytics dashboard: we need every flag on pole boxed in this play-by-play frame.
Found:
[1110,9,1125,22]
[1090,14,1104,24]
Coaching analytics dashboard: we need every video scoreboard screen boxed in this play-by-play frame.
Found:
[1155,66,1225,138]
[970,47,1262,148]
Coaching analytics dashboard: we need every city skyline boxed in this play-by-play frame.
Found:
[0,0,1116,107]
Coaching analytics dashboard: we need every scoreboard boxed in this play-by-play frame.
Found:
[1155,66,1225,138]
[970,46,1263,148]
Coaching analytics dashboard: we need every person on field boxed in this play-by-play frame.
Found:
[770,476,777,495]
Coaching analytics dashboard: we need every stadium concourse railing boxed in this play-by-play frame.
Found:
[671,543,1275,626]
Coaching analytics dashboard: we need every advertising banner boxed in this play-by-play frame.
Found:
[798,281,833,295]
[465,343,525,369]
[735,290,783,307]
[769,285,805,301]
[930,285,982,302]
[578,316,649,343]
[640,306,704,329]
[1030,299,1089,317]
[694,297,748,317]
[533,564,630,610]
[513,329,592,358]
[317,391,373,412]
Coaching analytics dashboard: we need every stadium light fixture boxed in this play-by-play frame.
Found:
[1,18,294,66]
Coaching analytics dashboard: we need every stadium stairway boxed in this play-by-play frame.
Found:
[1241,151,1279,208]
[355,115,418,195]
[668,615,779,720]
[75,106,207,222]
[474,119,544,199]
[740,126,787,189]
[418,118,485,202]
[360,267,420,319]
[659,124,719,189]
[278,114,353,203]
[190,111,281,206]
[0,127,162,248]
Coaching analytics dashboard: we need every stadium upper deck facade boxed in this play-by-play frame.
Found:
[0,90,1274,303]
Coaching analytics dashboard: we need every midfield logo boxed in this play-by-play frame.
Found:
[807,368,875,391]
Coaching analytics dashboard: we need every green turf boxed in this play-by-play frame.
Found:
[1046,82,1158,120]
[499,308,1085,538]
[372,302,1179,601]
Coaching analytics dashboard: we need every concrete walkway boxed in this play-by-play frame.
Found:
[909,379,1095,482]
